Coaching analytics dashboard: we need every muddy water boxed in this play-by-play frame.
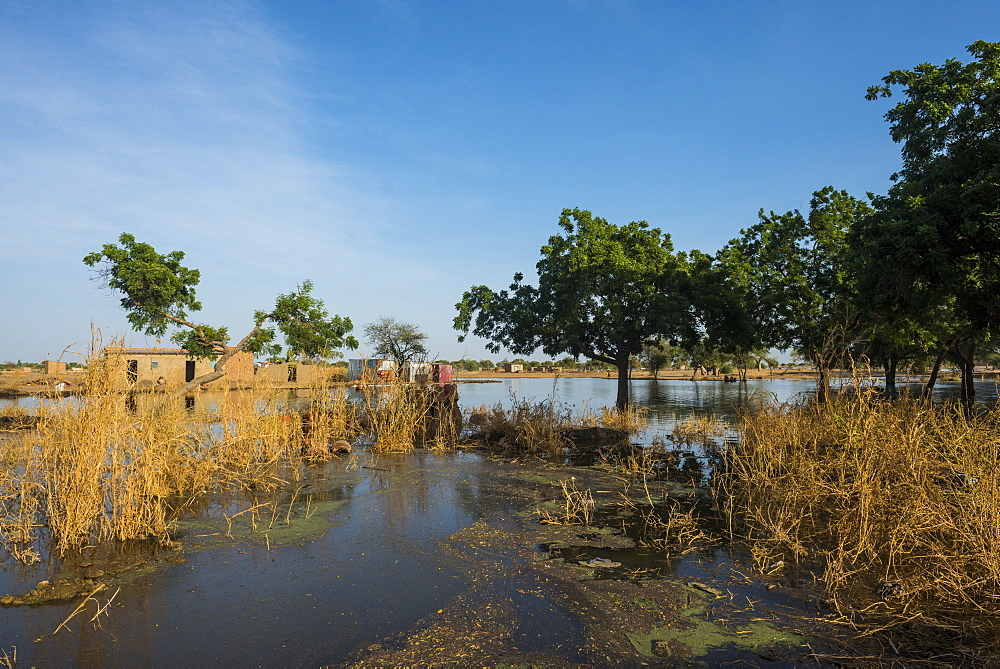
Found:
[0,452,547,666]
[1,376,995,665]
[455,375,1000,428]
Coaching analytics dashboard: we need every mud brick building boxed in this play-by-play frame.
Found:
[42,361,66,374]
[257,362,319,386]
[110,348,254,389]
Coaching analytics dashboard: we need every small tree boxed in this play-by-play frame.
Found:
[640,341,679,379]
[84,233,357,394]
[363,317,429,370]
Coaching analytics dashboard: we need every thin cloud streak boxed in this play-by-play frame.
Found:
[0,1,440,359]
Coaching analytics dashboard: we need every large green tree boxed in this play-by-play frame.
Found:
[455,208,692,408]
[721,187,873,399]
[687,248,763,382]
[860,40,1000,405]
[84,233,357,394]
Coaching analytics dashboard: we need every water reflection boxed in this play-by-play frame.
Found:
[456,376,999,434]
[0,451,532,666]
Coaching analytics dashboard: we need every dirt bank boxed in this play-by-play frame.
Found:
[0,370,86,397]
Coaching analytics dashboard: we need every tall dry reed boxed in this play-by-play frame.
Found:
[356,381,460,452]
[722,393,1000,640]
[0,343,329,560]
[463,395,575,453]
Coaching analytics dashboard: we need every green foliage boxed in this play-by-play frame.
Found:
[850,41,1000,403]
[556,356,578,370]
[84,234,357,371]
[363,317,429,369]
[455,208,692,406]
[269,281,356,360]
[83,233,202,340]
[860,41,1000,350]
[684,342,727,375]
[640,340,684,378]
[722,187,873,377]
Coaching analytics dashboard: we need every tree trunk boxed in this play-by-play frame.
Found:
[172,347,236,396]
[923,348,947,398]
[952,340,977,413]
[816,363,830,403]
[614,357,630,409]
[884,357,898,398]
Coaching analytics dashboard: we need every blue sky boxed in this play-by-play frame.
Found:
[1,1,996,363]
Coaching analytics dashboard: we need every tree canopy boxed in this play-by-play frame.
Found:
[84,233,357,393]
[719,187,873,398]
[858,40,1000,403]
[455,208,692,408]
[363,317,429,370]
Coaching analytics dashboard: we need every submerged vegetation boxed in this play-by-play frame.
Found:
[0,347,649,564]
[0,347,339,561]
[4,345,1000,661]
[722,394,1000,659]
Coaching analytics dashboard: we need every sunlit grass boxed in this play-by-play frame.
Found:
[722,393,1000,646]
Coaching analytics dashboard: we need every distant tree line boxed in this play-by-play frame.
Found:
[457,42,1000,409]
[0,361,85,370]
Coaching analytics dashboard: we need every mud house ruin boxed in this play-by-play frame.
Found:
[256,362,319,386]
[42,360,67,375]
[110,348,255,389]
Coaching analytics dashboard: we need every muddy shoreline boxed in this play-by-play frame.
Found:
[0,450,845,666]
[346,457,835,666]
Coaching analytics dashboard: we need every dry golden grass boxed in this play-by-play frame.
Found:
[583,404,651,434]
[538,478,595,526]
[667,414,727,448]
[357,382,443,452]
[0,343,358,560]
[462,396,575,454]
[0,343,476,562]
[722,393,1000,642]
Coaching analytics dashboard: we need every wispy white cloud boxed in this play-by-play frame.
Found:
[0,1,453,359]
[0,1,395,274]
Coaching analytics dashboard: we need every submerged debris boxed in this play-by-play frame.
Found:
[579,557,622,568]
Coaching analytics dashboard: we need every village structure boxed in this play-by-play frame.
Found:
[347,359,453,384]
[111,348,254,388]
[0,349,459,397]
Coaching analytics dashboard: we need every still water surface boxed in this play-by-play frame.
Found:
[1,376,997,665]
[456,375,1000,434]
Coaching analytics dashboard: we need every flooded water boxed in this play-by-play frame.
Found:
[0,453,540,666]
[1,375,997,665]
[456,376,811,432]
[456,374,999,423]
